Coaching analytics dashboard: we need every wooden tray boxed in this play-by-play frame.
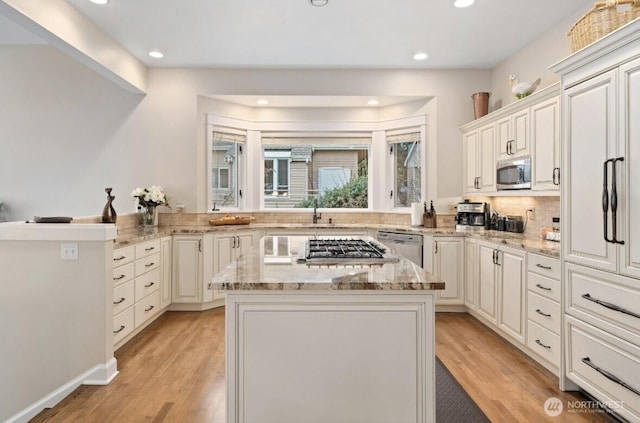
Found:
[209,216,254,226]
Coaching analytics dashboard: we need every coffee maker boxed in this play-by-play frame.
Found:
[456,201,490,230]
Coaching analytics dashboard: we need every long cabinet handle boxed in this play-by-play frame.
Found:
[113,325,125,334]
[611,157,624,245]
[535,283,552,291]
[581,293,640,320]
[552,167,560,186]
[144,262,155,267]
[603,159,612,243]
[582,357,640,397]
[145,246,155,251]
[113,297,126,305]
[434,241,438,254]
[144,282,155,288]
[535,263,552,270]
[535,309,551,317]
[114,274,126,280]
[114,256,126,261]
[145,305,155,312]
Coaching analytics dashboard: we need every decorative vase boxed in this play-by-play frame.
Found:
[102,187,117,224]
[138,206,157,228]
[471,92,490,119]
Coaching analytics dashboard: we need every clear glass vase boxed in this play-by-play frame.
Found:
[138,206,157,228]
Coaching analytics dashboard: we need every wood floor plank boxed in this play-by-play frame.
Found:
[30,309,618,422]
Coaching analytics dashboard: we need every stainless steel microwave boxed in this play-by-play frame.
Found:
[496,157,531,190]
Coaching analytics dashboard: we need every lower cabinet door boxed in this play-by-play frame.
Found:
[565,316,640,422]
[113,307,134,345]
[135,291,160,328]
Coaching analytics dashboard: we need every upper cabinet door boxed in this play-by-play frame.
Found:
[531,96,560,191]
[478,123,496,192]
[563,70,618,272]
[496,116,512,160]
[511,108,530,157]
[619,57,640,279]
[463,129,479,193]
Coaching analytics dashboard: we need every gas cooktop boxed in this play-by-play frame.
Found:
[297,238,400,266]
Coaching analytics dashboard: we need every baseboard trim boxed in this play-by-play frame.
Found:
[5,359,118,423]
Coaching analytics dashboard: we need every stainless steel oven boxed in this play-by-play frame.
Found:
[496,156,531,190]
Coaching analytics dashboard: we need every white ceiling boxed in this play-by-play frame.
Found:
[62,0,593,69]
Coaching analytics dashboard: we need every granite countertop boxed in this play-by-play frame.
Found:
[211,235,445,291]
[113,223,560,258]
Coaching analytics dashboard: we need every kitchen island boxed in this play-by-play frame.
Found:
[213,235,444,423]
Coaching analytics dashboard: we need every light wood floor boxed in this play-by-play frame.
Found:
[32,309,615,422]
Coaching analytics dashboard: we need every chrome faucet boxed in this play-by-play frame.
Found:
[312,198,322,224]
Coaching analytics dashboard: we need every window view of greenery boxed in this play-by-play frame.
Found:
[393,138,421,208]
[262,143,369,209]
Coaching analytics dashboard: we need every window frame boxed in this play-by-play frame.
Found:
[207,127,246,211]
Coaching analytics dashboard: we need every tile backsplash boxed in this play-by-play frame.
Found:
[471,196,560,239]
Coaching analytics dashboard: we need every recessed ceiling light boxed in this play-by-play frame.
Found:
[89,0,109,4]
[367,100,379,106]
[310,0,328,6]
[454,0,475,8]
[413,52,428,61]
[148,51,164,59]
[256,99,269,106]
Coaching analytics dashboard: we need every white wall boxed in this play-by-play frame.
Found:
[0,45,492,219]
[490,7,587,111]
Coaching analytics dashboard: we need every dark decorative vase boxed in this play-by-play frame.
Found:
[102,187,117,224]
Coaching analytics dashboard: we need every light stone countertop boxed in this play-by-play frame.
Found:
[113,223,560,258]
[211,235,445,291]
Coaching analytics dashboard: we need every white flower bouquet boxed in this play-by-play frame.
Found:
[131,185,169,208]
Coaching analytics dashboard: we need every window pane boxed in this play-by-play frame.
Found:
[394,141,421,207]
[219,168,229,189]
[263,143,368,209]
[210,135,241,209]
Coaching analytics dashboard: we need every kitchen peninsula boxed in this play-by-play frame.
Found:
[213,235,444,423]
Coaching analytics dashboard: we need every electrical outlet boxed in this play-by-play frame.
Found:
[61,243,78,260]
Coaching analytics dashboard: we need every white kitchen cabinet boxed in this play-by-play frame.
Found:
[497,109,530,161]
[552,19,640,414]
[475,240,525,343]
[477,241,498,324]
[172,235,203,303]
[424,236,464,306]
[212,230,259,299]
[160,236,172,309]
[463,124,495,194]
[531,96,560,191]
[464,237,478,309]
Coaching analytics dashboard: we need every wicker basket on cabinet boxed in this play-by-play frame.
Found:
[568,0,640,52]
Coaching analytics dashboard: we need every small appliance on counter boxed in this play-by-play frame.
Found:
[505,215,525,233]
[456,200,490,230]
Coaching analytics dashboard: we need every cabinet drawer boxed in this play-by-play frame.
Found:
[113,262,135,286]
[113,307,134,345]
[134,268,160,302]
[527,272,560,302]
[113,280,135,316]
[566,263,640,345]
[135,239,161,259]
[566,316,640,422]
[135,290,160,327]
[527,253,560,279]
[527,320,560,367]
[527,291,560,335]
[135,253,160,276]
[113,245,135,266]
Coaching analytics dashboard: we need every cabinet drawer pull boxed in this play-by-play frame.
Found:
[535,309,551,317]
[145,305,155,312]
[144,282,155,288]
[535,339,551,349]
[145,246,155,251]
[114,274,126,280]
[114,256,126,261]
[535,263,552,270]
[535,283,551,291]
[113,297,126,305]
[581,293,640,320]
[582,357,640,397]
[113,325,125,334]
[144,262,155,268]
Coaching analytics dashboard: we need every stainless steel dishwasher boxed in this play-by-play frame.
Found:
[376,231,423,267]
